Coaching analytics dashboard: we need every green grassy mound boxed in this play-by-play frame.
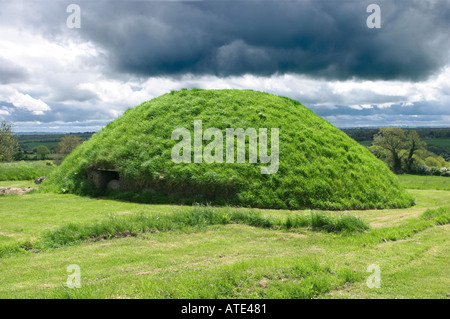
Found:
[42,89,414,210]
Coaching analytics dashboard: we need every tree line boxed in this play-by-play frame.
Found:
[369,127,449,176]
[342,127,450,142]
[2,120,449,176]
[0,121,82,163]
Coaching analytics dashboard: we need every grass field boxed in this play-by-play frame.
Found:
[423,138,450,151]
[0,161,55,181]
[0,175,448,298]
[17,133,93,153]
[358,140,373,147]
[0,180,36,188]
[397,174,450,191]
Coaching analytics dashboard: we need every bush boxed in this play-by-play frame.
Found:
[410,162,431,175]
[431,167,441,176]
[440,167,450,177]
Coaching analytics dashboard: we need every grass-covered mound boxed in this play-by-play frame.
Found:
[42,89,414,210]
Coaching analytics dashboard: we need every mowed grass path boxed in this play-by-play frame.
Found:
[0,175,448,298]
[397,174,450,191]
[0,194,184,244]
[1,189,448,244]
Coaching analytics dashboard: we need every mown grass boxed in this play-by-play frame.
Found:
[45,256,362,299]
[0,206,369,257]
[323,223,450,299]
[0,161,55,181]
[0,193,173,244]
[0,177,448,299]
[397,174,450,190]
[423,138,450,151]
[37,205,447,253]
[2,202,448,262]
[42,89,414,210]
[0,204,448,299]
[0,180,36,188]
[356,206,449,244]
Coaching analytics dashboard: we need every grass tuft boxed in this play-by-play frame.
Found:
[420,206,450,225]
[38,207,370,249]
[0,206,369,256]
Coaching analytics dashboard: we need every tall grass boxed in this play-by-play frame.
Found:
[286,212,369,232]
[0,161,55,181]
[0,206,369,257]
[353,206,450,245]
[397,174,450,190]
[39,207,370,249]
[420,206,450,225]
[1,206,448,259]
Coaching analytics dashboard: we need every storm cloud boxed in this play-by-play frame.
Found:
[2,0,449,81]
[70,0,450,80]
[0,0,449,130]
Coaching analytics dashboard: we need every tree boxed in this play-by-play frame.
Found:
[58,135,82,155]
[405,130,425,172]
[14,147,25,161]
[36,145,50,160]
[373,127,406,173]
[0,120,19,162]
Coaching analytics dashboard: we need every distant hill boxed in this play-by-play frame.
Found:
[16,132,94,153]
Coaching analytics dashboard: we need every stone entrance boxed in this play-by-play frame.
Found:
[87,169,120,190]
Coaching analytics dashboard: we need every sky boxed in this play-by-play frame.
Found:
[0,0,449,132]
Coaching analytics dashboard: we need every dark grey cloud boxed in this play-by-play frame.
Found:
[311,100,450,117]
[72,0,450,80]
[310,99,450,127]
[50,87,98,103]
[0,57,28,84]
[2,0,448,81]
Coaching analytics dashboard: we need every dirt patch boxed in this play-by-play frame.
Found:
[0,231,15,237]
[0,187,33,195]
[258,278,268,289]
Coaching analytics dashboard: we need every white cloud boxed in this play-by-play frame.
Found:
[0,86,51,115]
